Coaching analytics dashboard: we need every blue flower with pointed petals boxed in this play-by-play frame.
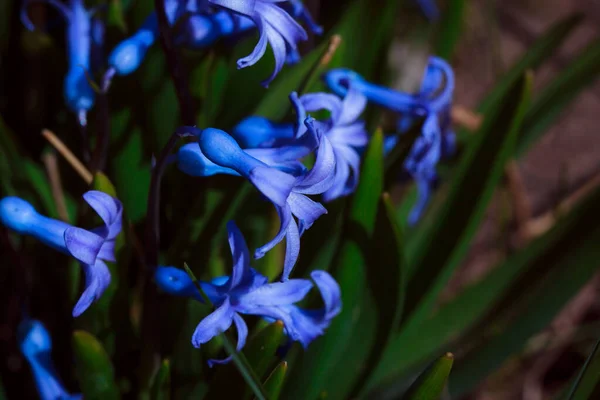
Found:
[154,221,341,365]
[22,0,98,124]
[0,191,123,316]
[175,118,334,279]
[208,0,309,86]
[325,56,455,224]
[18,319,82,400]
[231,90,367,202]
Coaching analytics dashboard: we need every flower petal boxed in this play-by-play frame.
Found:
[294,125,336,195]
[227,221,251,289]
[238,278,313,305]
[337,87,367,126]
[192,297,235,348]
[287,192,327,234]
[207,313,249,367]
[282,217,300,281]
[248,166,296,207]
[72,260,111,317]
[310,270,342,319]
[83,190,123,240]
[64,227,105,265]
[255,203,292,259]
[209,0,256,15]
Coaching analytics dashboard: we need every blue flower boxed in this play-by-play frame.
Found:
[154,221,341,365]
[18,319,82,400]
[0,191,123,316]
[200,119,335,280]
[175,118,334,279]
[22,0,97,124]
[232,90,367,202]
[208,0,310,86]
[324,56,455,224]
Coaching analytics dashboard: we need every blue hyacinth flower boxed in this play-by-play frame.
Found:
[231,89,367,202]
[22,0,98,125]
[18,319,82,400]
[324,56,455,224]
[415,0,440,20]
[175,118,334,280]
[0,191,123,316]
[154,221,341,365]
[208,0,310,86]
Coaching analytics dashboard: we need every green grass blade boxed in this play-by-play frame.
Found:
[566,338,600,400]
[434,0,467,60]
[401,353,454,400]
[516,38,600,157]
[261,362,288,400]
[150,359,171,400]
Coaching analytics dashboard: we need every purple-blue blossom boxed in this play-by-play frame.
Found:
[232,90,368,202]
[18,319,82,400]
[21,0,97,125]
[324,56,455,224]
[208,0,310,86]
[0,191,123,316]
[154,221,341,365]
[415,0,440,20]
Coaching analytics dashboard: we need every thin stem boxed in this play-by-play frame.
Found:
[42,129,94,184]
[154,0,195,125]
[41,152,70,223]
[144,131,189,269]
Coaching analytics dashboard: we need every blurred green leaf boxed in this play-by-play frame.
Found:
[110,109,150,222]
[72,330,120,400]
[448,186,600,396]
[351,193,406,397]
[401,353,454,400]
[475,13,581,116]
[434,0,467,60]
[151,359,171,400]
[284,130,384,400]
[108,0,127,32]
[92,172,118,197]
[262,362,288,400]
[516,38,600,157]
[565,338,600,400]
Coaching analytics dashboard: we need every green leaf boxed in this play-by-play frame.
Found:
[447,186,600,396]
[565,339,600,400]
[283,130,384,400]
[72,331,120,400]
[107,0,127,32]
[92,172,117,198]
[344,193,405,397]
[150,359,171,400]
[262,362,288,400]
[516,38,600,157]
[401,353,454,400]
[434,0,467,60]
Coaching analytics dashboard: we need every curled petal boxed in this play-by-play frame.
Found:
[207,313,249,367]
[72,260,111,317]
[83,190,123,240]
[294,123,336,195]
[282,218,300,281]
[64,227,105,265]
[287,192,326,234]
[326,123,369,147]
[209,0,256,15]
[237,17,269,69]
[311,270,342,319]
[227,221,252,289]
[337,87,367,126]
[255,204,292,259]
[301,93,343,121]
[192,297,235,348]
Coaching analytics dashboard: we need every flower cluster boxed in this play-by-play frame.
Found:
[7,0,457,373]
[155,221,341,364]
